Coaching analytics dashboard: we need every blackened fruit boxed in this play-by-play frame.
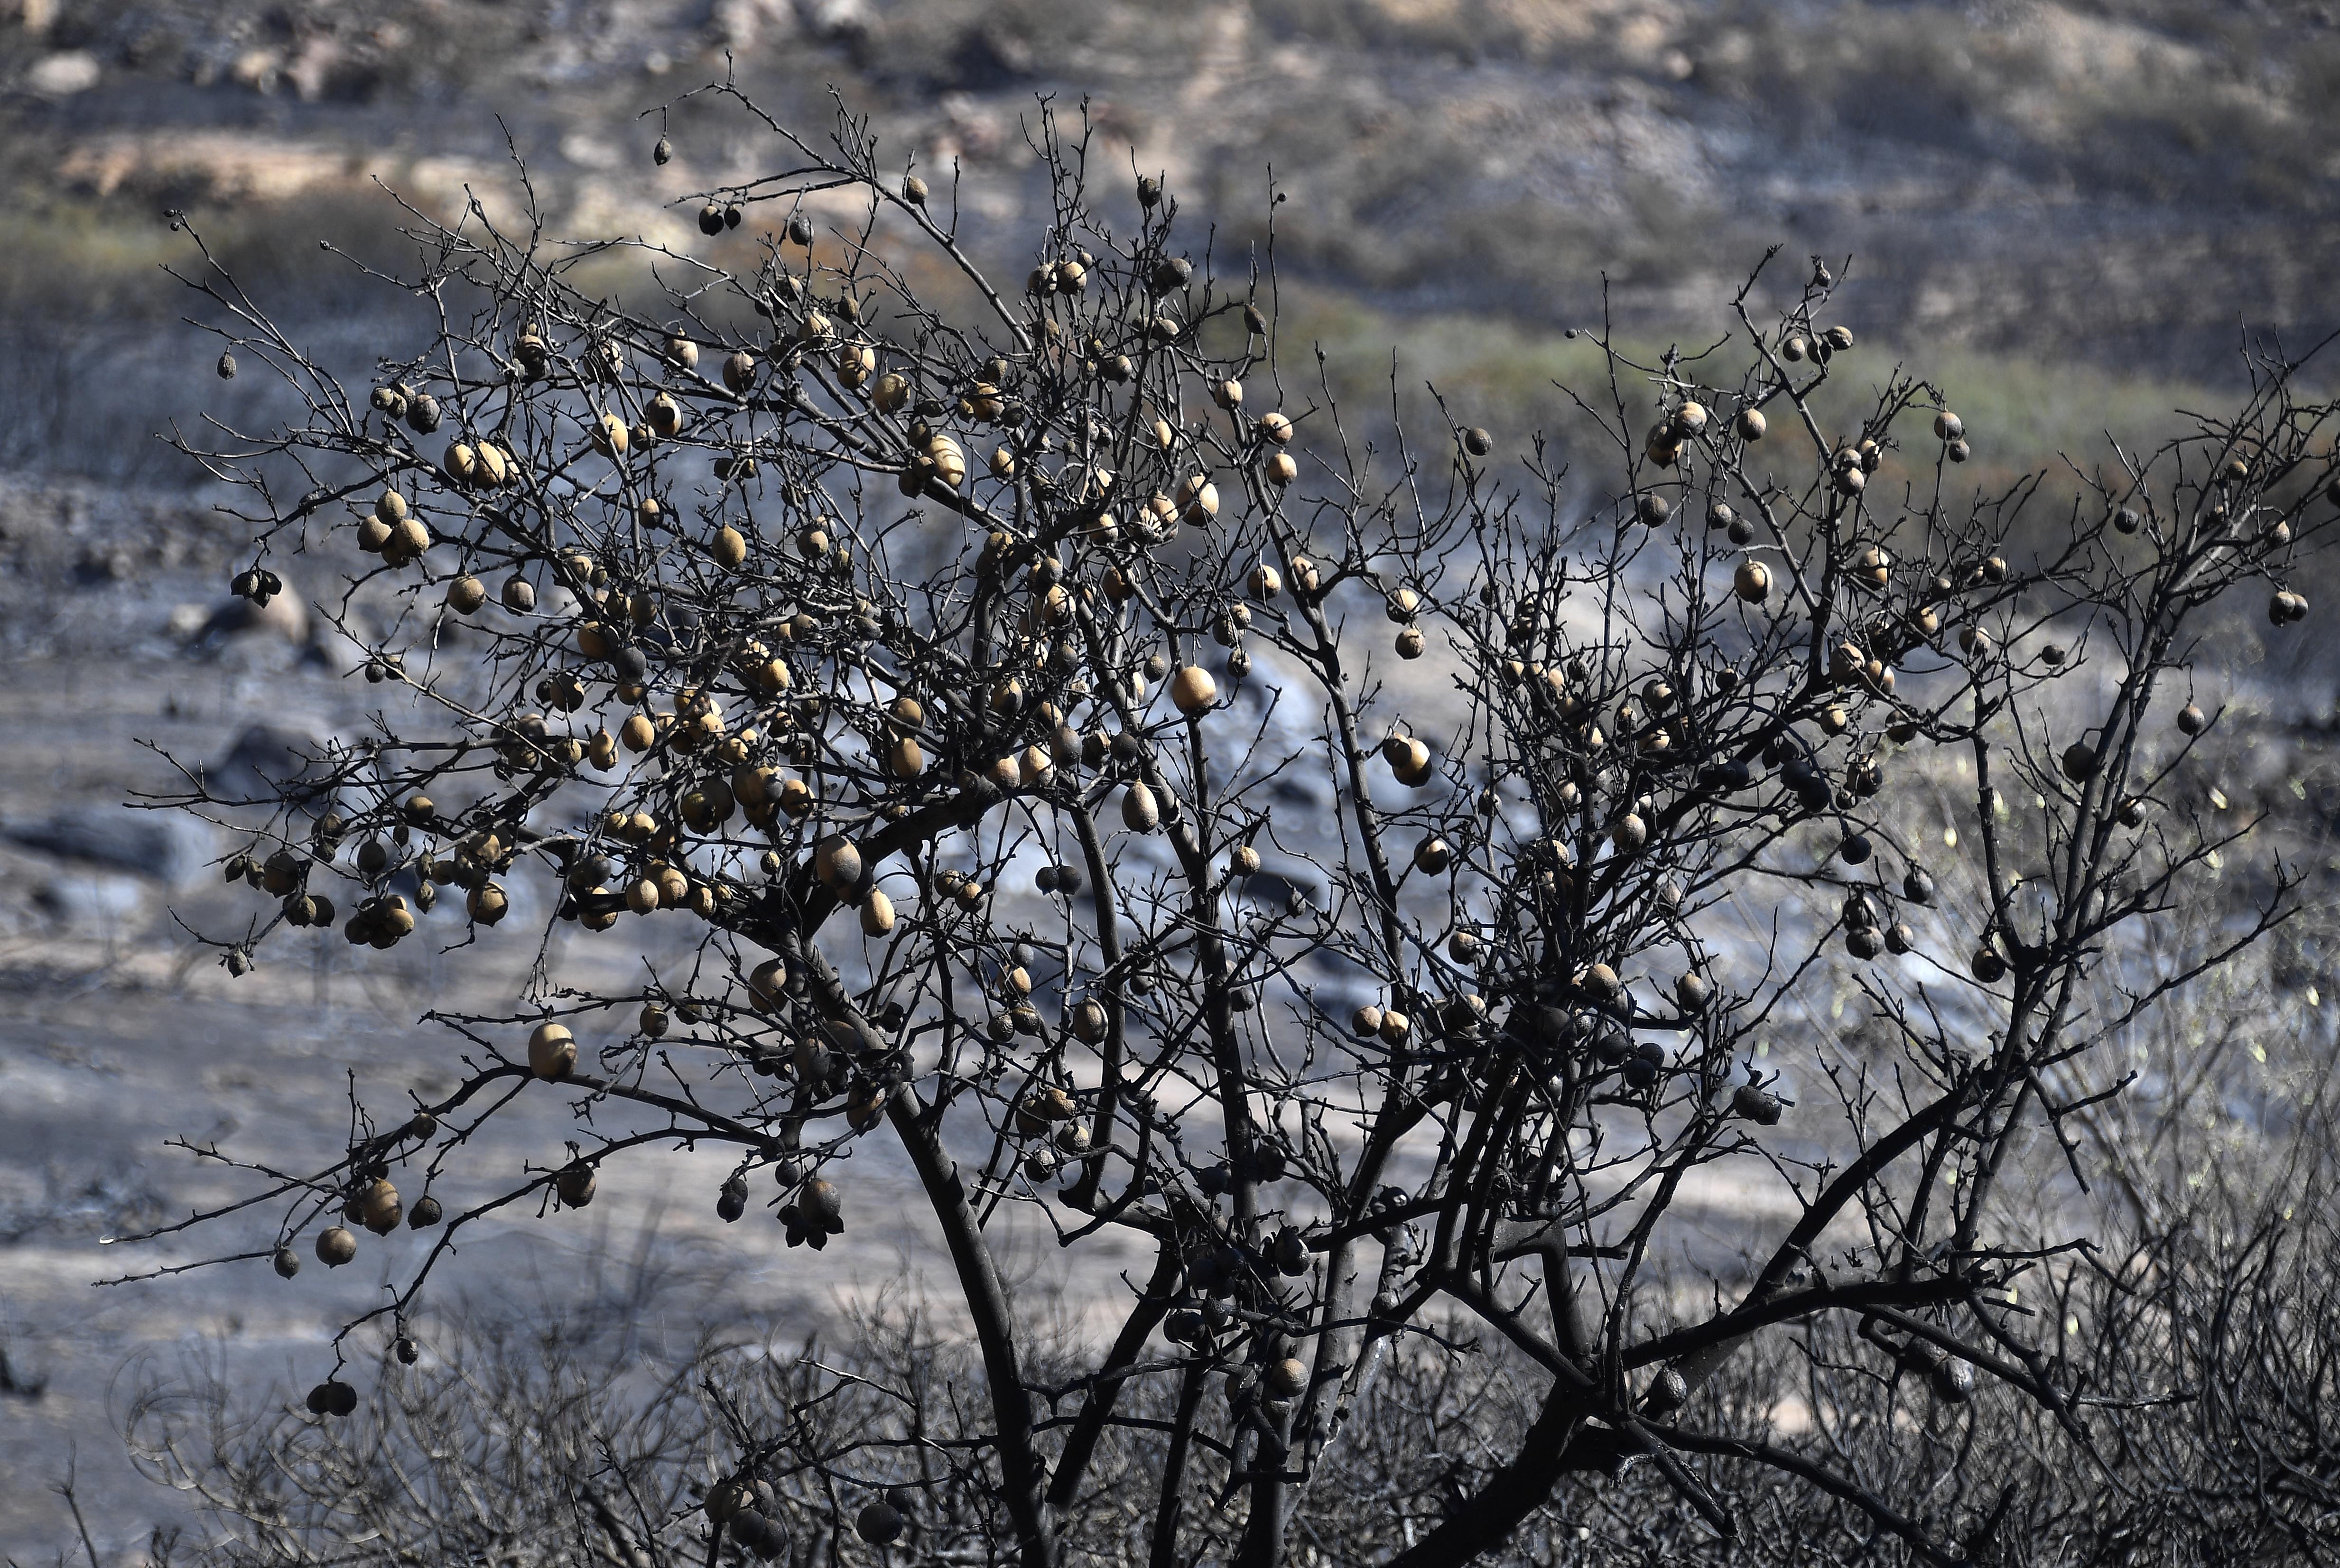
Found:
[856,1501,905,1545]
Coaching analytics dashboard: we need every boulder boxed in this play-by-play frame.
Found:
[33,869,146,926]
[206,724,335,806]
[5,805,215,887]
[190,593,309,644]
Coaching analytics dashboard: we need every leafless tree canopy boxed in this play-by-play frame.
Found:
[118,88,2340,1567]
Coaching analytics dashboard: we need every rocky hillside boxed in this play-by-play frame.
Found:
[6,0,2340,391]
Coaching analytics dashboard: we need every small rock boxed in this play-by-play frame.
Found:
[75,546,133,584]
[26,51,100,97]
[191,593,308,645]
[800,0,867,39]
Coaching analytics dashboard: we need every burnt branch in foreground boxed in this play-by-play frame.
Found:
[119,87,2340,1568]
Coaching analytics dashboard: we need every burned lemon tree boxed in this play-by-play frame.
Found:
[127,92,2340,1568]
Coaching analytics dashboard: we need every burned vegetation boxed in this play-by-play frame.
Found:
[120,89,2340,1568]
